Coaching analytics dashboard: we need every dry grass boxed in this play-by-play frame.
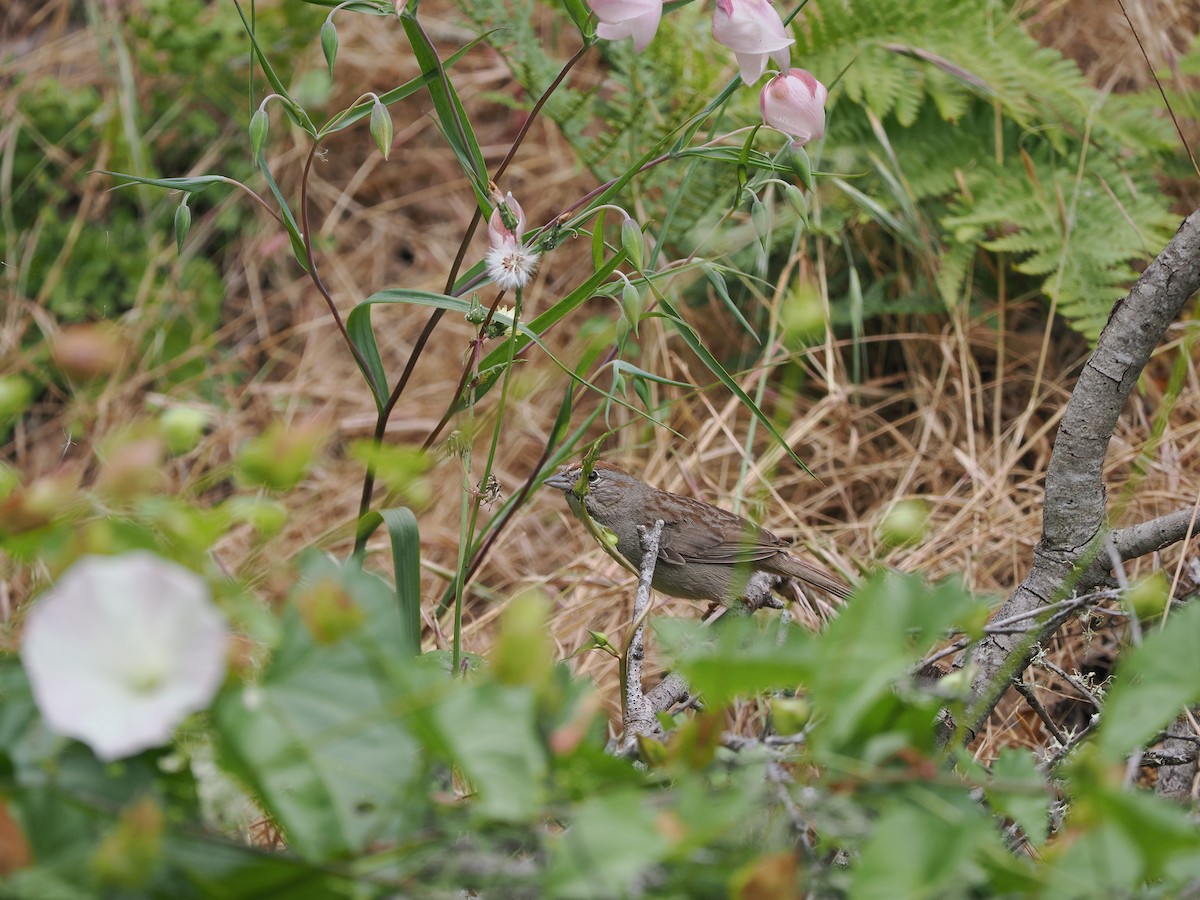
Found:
[3,0,1199,765]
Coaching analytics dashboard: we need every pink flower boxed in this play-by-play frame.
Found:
[487,193,540,291]
[488,191,527,246]
[587,0,663,53]
[760,68,828,147]
[711,0,793,85]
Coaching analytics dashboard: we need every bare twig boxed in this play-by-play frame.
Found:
[615,519,665,751]
[1012,678,1069,747]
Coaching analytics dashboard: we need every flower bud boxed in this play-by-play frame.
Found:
[249,107,269,161]
[173,200,191,255]
[488,192,527,246]
[620,215,644,270]
[760,68,828,148]
[711,0,793,85]
[621,279,643,333]
[370,99,393,161]
[320,19,338,78]
[750,194,769,246]
[588,0,664,52]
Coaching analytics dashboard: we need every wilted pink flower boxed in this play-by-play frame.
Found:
[760,68,828,147]
[711,0,793,85]
[587,0,663,52]
[20,552,230,761]
[486,192,540,291]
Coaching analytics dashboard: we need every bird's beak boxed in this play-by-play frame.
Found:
[543,471,575,492]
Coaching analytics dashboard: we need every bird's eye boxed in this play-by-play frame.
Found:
[587,470,599,482]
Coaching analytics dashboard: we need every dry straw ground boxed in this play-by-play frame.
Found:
[3,0,1199,763]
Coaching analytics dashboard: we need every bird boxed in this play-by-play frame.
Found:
[544,461,852,605]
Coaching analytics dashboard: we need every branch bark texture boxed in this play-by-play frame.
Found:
[966,209,1200,734]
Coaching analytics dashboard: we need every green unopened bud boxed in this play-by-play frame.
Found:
[370,100,393,160]
[249,108,269,161]
[620,216,644,270]
[750,195,769,247]
[320,19,338,79]
[173,201,191,255]
[784,184,808,219]
[786,144,813,191]
[621,280,643,334]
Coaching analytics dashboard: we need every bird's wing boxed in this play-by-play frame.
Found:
[657,495,786,565]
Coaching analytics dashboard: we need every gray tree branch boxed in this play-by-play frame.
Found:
[964,209,1200,737]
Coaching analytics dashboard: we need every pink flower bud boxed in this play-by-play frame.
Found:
[588,0,663,52]
[488,192,527,247]
[760,68,827,147]
[711,0,793,85]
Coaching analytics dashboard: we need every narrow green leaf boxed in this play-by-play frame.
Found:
[346,306,391,412]
[658,296,811,474]
[256,158,310,272]
[317,35,491,137]
[301,0,387,10]
[703,265,758,340]
[474,252,625,389]
[381,507,421,656]
[231,1,317,135]
[558,0,593,36]
[98,171,230,193]
[401,16,488,205]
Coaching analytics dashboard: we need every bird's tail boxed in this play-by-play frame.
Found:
[772,555,853,601]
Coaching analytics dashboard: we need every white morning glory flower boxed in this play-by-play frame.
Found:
[20,552,230,762]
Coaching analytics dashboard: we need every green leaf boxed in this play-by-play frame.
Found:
[656,616,813,707]
[255,158,310,272]
[400,16,488,205]
[1096,601,1200,762]
[357,507,422,657]
[231,1,316,135]
[987,748,1050,846]
[850,790,1003,900]
[808,573,984,755]
[317,34,492,137]
[546,790,671,898]
[464,251,627,405]
[212,555,429,862]
[430,682,547,822]
[97,172,232,193]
